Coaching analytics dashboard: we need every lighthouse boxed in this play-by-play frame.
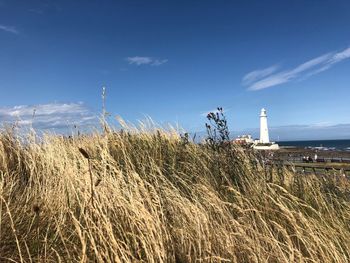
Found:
[253,108,279,150]
[260,108,269,143]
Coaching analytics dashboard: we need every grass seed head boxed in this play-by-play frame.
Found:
[79,147,90,159]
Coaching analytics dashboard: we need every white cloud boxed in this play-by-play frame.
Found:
[0,24,19,34]
[242,65,279,85]
[330,47,350,64]
[126,56,152,65]
[0,103,97,130]
[151,59,168,66]
[200,108,229,117]
[243,46,350,91]
[289,53,332,74]
[126,56,168,66]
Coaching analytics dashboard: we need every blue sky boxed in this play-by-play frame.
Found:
[1,0,350,140]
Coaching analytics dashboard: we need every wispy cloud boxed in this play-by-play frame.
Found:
[242,65,279,86]
[0,24,19,34]
[200,108,230,117]
[126,56,168,66]
[243,46,350,91]
[0,103,97,131]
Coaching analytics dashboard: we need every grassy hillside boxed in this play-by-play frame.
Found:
[0,125,349,262]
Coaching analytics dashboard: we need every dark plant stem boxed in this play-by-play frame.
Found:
[88,159,94,207]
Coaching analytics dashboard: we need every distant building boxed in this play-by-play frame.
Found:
[234,134,254,145]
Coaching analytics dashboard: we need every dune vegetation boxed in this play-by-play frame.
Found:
[0,120,350,262]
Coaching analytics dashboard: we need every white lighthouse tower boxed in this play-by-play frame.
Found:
[260,108,269,143]
[253,108,279,150]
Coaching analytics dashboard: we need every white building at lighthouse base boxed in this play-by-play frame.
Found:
[253,143,280,150]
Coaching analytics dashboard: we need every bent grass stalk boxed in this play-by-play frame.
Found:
[78,148,94,207]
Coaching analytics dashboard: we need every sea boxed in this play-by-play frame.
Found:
[277,139,350,151]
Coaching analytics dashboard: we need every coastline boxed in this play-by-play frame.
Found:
[277,139,350,151]
[275,146,350,161]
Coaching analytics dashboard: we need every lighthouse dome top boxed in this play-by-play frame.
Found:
[260,108,267,117]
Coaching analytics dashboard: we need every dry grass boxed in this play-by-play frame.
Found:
[0,124,349,262]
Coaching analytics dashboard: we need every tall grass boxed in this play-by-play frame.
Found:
[0,124,349,262]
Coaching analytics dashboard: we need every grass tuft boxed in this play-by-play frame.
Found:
[0,123,349,262]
